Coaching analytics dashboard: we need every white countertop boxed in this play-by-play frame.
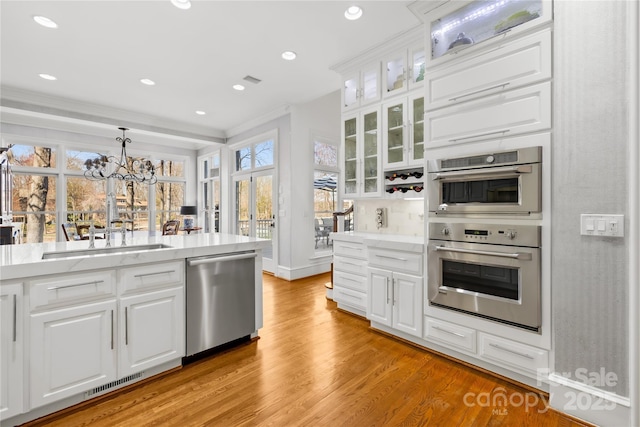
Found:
[330,231,424,252]
[0,233,270,282]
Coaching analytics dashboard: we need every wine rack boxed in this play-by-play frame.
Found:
[384,167,424,197]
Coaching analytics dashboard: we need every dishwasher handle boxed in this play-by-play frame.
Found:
[187,252,257,266]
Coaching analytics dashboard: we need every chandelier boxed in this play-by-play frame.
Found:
[84,127,157,184]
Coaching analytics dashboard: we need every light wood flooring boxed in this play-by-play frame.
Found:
[24,273,592,427]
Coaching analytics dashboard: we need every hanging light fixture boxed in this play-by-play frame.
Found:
[84,127,157,184]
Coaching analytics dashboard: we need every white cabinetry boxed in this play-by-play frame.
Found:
[424,0,552,68]
[383,93,425,168]
[1,284,24,420]
[333,239,367,317]
[29,261,184,409]
[426,29,552,110]
[478,333,548,376]
[367,246,423,338]
[118,262,184,378]
[342,62,381,111]
[382,44,426,98]
[29,272,117,408]
[342,106,382,198]
[426,81,551,148]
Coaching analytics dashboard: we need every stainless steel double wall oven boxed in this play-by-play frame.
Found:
[426,147,543,332]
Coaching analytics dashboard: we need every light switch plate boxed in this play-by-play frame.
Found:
[580,214,624,237]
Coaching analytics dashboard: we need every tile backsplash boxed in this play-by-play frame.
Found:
[353,199,424,236]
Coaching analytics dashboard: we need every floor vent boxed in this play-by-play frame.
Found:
[243,75,262,84]
[86,372,144,397]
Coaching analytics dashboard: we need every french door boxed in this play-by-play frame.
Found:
[233,170,276,273]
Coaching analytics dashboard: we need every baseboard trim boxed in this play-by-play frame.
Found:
[548,373,630,427]
[276,262,331,281]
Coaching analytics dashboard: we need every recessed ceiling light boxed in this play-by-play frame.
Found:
[344,6,363,20]
[281,51,297,61]
[140,78,156,86]
[39,74,57,81]
[33,15,58,28]
[171,0,191,10]
[233,84,245,91]
[195,110,206,115]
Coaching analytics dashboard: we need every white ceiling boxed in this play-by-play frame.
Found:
[0,0,422,143]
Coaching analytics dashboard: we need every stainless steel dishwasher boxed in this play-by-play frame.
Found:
[185,251,256,357]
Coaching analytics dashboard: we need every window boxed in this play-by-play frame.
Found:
[234,139,274,172]
[12,172,57,243]
[153,158,186,230]
[313,137,340,252]
[200,151,221,233]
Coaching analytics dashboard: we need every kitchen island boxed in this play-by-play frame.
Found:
[0,233,268,426]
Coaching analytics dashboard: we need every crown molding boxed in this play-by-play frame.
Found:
[0,86,226,143]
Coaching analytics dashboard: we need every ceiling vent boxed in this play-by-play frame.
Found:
[243,75,262,84]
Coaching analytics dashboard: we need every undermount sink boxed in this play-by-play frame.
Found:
[42,244,172,260]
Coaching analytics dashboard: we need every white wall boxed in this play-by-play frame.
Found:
[354,199,424,236]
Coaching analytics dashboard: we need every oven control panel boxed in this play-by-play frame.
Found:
[429,223,540,247]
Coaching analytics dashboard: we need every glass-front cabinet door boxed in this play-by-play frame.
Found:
[410,95,425,165]
[427,0,549,67]
[342,115,359,197]
[384,53,406,98]
[361,108,381,197]
[409,46,426,90]
[342,62,381,111]
[384,100,407,168]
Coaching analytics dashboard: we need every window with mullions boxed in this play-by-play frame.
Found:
[235,139,274,172]
[11,172,57,243]
[201,151,221,233]
[313,138,340,252]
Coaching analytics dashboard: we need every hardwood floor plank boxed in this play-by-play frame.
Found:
[22,273,593,427]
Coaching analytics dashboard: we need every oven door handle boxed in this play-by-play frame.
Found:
[430,165,532,181]
[435,245,532,260]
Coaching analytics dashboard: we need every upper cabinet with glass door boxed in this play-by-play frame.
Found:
[342,61,381,111]
[341,107,382,198]
[382,43,426,98]
[427,0,551,68]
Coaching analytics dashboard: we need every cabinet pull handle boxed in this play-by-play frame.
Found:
[12,294,17,342]
[449,129,510,143]
[338,245,362,251]
[376,254,408,262]
[47,280,105,291]
[435,245,531,260]
[125,307,129,345]
[432,325,465,338]
[340,276,362,285]
[448,82,511,102]
[110,310,114,350]
[133,270,175,278]
[489,342,534,360]
[386,277,390,304]
[392,278,397,305]
[340,260,362,266]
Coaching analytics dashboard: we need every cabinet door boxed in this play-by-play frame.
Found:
[361,107,382,197]
[408,45,426,90]
[426,81,551,147]
[342,114,359,197]
[342,71,359,111]
[119,286,184,378]
[392,273,423,338]
[30,300,117,408]
[1,284,23,420]
[383,51,407,98]
[409,94,425,165]
[367,268,392,326]
[360,62,381,107]
[383,100,408,168]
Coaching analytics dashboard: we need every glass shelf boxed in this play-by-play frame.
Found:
[430,0,543,61]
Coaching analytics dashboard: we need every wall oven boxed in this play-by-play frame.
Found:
[427,146,541,215]
[428,222,541,331]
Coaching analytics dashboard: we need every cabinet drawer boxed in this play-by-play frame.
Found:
[427,29,552,110]
[427,81,551,148]
[334,256,367,276]
[334,286,367,311]
[333,270,367,293]
[368,248,422,276]
[333,240,366,259]
[478,333,548,375]
[425,318,476,354]
[30,271,116,311]
[119,261,184,294]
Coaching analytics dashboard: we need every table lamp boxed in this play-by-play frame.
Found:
[180,205,197,229]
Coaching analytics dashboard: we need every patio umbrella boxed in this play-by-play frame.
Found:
[313,175,337,211]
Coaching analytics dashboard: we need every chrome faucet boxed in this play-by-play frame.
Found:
[88,221,96,249]
[105,192,116,247]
